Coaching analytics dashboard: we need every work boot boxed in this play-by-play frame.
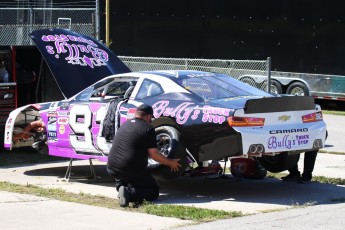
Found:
[299,175,312,184]
[118,186,130,207]
[281,173,301,181]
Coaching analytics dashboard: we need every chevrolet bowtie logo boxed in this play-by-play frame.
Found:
[278,115,291,121]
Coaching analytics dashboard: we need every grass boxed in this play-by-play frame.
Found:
[322,110,345,116]
[267,172,345,185]
[0,181,242,222]
[142,203,242,221]
[319,149,345,155]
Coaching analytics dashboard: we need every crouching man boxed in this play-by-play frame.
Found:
[107,104,181,207]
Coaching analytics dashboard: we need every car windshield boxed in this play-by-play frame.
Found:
[178,73,272,100]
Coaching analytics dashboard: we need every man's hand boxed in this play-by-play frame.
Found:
[169,159,181,172]
[148,148,182,173]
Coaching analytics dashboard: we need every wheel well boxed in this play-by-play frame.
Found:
[151,117,181,132]
[151,117,193,162]
[15,107,41,127]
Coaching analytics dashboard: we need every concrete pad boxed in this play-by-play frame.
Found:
[0,191,193,230]
[1,153,345,215]
[0,114,344,229]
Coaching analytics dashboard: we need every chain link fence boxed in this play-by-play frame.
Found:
[119,56,270,90]
[0,8,96,46]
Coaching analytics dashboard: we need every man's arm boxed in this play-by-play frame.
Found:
[148,148,181,172]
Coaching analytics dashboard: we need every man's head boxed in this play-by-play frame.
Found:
[135,104,154,123]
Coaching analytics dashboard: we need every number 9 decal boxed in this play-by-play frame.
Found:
[69,104,98,153]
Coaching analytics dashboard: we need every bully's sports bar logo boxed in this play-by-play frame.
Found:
[40,34,109,68]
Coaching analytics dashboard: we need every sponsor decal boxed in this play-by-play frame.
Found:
[58,117,68,124]
[267,134,310,150]
[49,102,58,109]
[59,125,65,134]
[48,111,57,117]
[31,104,41,110]
[41,33,109,69]
[48,131,58,142]
[187,73,215,77]
[48,111,57,131]
[5,118,12,130]
[48,116,57,124]
[269,128,308,134]
[127,108,137,119]
[152,100,230,125]
[5,131,10,143]
[60,102,70,110]
[57,111,69,116]
[278,115,291,121]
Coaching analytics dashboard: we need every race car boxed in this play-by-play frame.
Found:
[3,29,327,180]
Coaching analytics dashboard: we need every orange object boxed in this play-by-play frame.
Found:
[13,120,45,141]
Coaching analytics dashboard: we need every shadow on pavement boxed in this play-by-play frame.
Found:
[157,176,345,207]
[21,163,345,210]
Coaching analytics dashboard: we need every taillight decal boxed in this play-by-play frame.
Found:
[302,111,323,123]
[228,116,265,127]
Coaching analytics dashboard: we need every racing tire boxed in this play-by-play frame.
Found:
[258,152,300,173]
[270,80,283,94]
[148,126,188,181]
[286,82,309,96]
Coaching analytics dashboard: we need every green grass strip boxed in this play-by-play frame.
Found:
[142,203,242,221]
[267,172,345,185]
[322,110,345,116]
[0,181,242,222]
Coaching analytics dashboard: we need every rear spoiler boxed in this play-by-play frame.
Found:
[244,96,315,114]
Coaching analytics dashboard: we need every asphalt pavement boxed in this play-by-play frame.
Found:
[0,114,344,229]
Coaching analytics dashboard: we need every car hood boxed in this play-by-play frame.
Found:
[30,28,131,98]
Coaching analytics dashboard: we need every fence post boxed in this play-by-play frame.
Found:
[95,0,100,40]
[267,57,271,93]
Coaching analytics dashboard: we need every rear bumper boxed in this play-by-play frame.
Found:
[234,121,327,155]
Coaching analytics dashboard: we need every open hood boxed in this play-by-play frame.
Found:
[30,29,131,98]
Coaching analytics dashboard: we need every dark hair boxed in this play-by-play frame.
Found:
[136,104,154,116]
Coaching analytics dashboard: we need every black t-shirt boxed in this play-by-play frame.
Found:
[107,117,157,173]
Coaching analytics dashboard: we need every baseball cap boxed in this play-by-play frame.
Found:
[137,104,154,115]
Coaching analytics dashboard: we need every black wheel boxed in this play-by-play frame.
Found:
[33,132,48,155]
[286,82,309,96]
[270,80,283,94]
[258,152,300,173]
[239,77,258,88]
[148,126,187,181]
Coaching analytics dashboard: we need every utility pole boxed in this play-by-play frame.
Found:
[105,0,110,47]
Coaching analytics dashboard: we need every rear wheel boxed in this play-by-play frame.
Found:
[148,126,187,181]
[258,152,300,173]
[286,82,309,96]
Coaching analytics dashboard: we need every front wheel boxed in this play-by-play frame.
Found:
[148,126,187,181]
[270,80,283,94]
[258,152,300,173]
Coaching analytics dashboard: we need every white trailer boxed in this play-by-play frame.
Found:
[239,71,345,101]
